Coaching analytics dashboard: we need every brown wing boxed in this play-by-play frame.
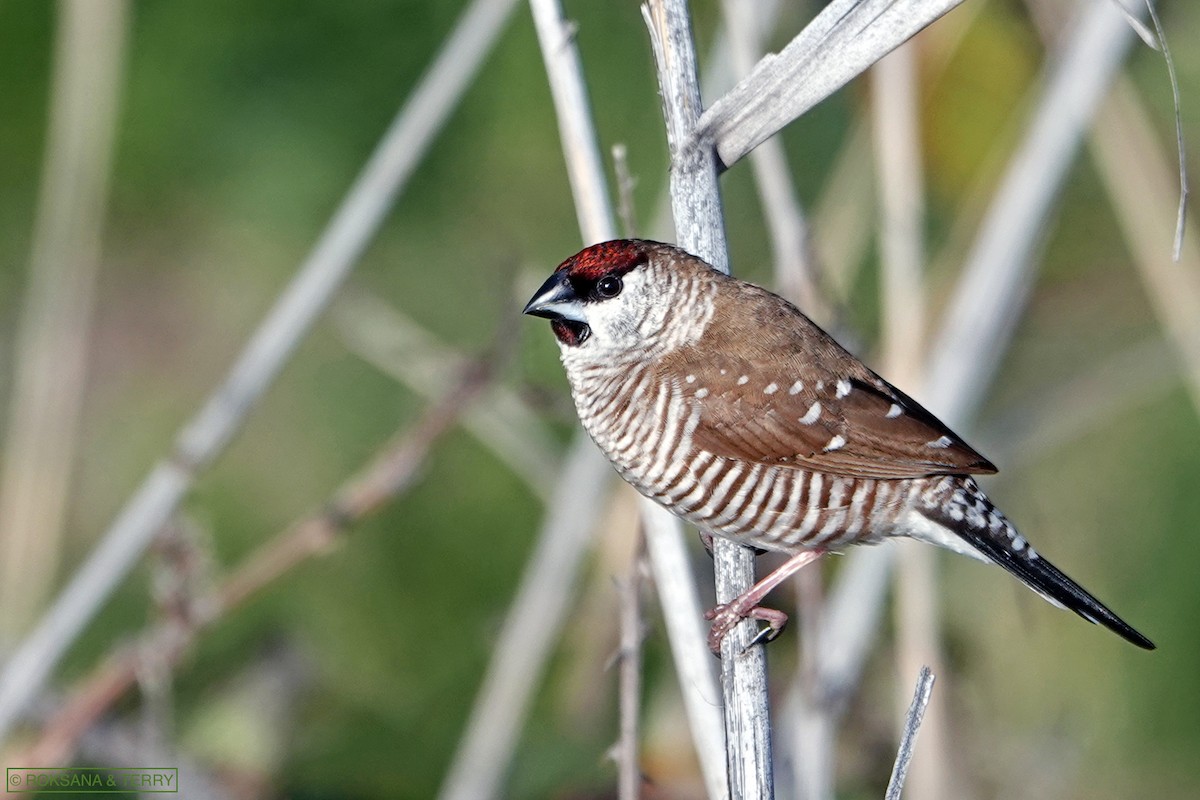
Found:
[663,282,996,480]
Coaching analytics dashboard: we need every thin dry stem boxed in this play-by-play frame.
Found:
[720,0,827,320]
[884,667,936,800]
[440,2,724,797]
[14,356,498,767]
[925,0,1139,424]
[0,0,129,638]
[528,0,616,242]
[332,291,559,498]
[870,39,953,800]
[615,538,647,800]
[1091,80,1200,418]
[698,0,968,169]
[644,2,770,797]
[612,143,641,239]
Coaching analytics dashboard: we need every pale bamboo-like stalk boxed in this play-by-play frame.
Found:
[924,0,1139,424]
[439,1,724,797]
[615,544,646,800]
[527,0,616,242]
[698,0,969,170]
[643,2,773,798]
[16,356,499,767]
[884,667,936,800]
[810,121,876,307]
[0,0,521,746]
[784,4,1146,795]
[331,292,559,497]
[638,504,727,799]
[440,1,726,797]
[869,39,953,800]
[436,441,613,800]
[720,0,826,320]
[0,0,128,639]
[1091,79,1200,418]
[718,3,828,796]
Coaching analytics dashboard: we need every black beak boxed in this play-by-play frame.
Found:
[523,272,584,321]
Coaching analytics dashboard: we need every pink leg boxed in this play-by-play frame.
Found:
[704,549,825,653]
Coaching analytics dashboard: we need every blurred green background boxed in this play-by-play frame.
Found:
[0,1,1197,798]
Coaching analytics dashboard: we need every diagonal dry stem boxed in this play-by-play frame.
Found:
[13,351,501,767]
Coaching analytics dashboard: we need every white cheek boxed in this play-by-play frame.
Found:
[583,273,657,349]
[586,302,641,348]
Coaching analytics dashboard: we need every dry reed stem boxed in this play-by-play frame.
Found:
[332,291,559,498]
[439,2,725,798]
[1091,80,1200,418]
[643,1,773,797]
[870,38,955,800]
[441,0,724,796]
[615,539,648,800]
[924,0,1139,424]
[0,0,129,638]
[14,354,499,767]
[720,0,827,320]
[698,0,968,170]
[0,0,520,745]
[884,666,936,800]
[788,5,1146,797]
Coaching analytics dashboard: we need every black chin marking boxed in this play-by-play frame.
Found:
[552,319,590,347]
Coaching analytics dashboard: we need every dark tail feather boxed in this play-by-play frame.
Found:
[950,519,1155,651]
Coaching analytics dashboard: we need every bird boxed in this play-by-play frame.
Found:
[523,238,1154,652]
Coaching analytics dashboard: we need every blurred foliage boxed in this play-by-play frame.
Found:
[0,0,1198,798]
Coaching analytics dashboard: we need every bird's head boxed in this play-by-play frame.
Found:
[523,239,712,355]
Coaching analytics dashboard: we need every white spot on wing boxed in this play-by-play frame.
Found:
[695,388,709,399]
[788,380,804,395]
[823,434,846,452]
[886,403,902,418]
[835,379,851,398]
[799,401,822,425]
[764,383,778,394]
[737,375,749,385]
[927,435,953,449]
[685,374,695,383]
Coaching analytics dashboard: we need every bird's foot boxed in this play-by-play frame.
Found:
[704,602,789,654]
[702,548,826,655]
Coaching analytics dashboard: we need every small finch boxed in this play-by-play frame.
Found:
[524,239,1153,651]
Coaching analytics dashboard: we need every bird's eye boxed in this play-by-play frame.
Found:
[595,276,623,299]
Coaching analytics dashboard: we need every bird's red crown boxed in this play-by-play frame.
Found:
[556,239,650,280]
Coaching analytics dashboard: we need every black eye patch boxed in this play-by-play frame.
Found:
[571,274,625,303]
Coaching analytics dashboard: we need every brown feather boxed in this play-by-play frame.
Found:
[661,279,996,480]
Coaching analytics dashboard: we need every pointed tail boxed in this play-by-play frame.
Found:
[926,479,1155,651]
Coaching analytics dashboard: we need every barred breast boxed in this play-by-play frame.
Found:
[565,359,931,554]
